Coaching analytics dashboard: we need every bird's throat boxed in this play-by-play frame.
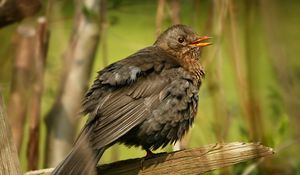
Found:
[178,57,205,84]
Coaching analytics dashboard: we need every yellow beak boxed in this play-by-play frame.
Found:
[189,36,212,47]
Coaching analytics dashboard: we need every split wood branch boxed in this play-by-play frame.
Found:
[26,142,274,175]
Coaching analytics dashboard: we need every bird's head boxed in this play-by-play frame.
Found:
[154,24,211,61]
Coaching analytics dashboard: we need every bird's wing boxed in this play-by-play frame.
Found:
[81,46,176,115]
[136,71,200,149]
[87,73,172,149]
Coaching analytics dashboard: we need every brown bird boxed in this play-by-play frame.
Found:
[51,24,211,175]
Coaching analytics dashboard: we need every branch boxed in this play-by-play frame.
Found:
[0,90,21,175]
[25,142,274,175]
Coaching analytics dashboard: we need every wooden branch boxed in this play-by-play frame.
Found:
[25,142,274,175]
[0,90,21,175]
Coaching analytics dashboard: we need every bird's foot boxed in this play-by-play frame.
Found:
[145,149,155,159]
[140,149,167,170]
[140,149,156,170]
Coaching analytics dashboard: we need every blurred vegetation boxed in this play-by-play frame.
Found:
[0,0,300,174]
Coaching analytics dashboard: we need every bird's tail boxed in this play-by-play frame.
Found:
[51,126,105,175]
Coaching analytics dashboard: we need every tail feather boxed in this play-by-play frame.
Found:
[51,126,105,175]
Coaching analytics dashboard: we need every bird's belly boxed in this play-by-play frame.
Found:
[116,74,200,151]
[118,115,194,150]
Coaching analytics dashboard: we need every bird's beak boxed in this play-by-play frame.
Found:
[189,36,212,47]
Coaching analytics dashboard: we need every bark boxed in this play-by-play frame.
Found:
[26,17,50,171]
[25,142,274,175]
[7,25,36,152]
[0,0,41,28]
[0,89,21,175]
[44,0,105,168]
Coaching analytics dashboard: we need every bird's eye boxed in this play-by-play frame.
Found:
[178,37,185,43]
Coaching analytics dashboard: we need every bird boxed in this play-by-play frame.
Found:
[51,24,211,175]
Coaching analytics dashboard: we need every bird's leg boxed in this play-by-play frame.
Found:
[145,148,155,158]
[140,148,168,169]
[140,148,155,169]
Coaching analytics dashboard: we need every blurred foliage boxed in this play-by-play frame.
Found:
[0,0,300,174]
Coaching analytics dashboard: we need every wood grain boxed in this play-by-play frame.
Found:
[0,91,21,175]
[25,142,274,175]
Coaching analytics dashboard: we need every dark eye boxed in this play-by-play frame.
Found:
[178,37,185,43]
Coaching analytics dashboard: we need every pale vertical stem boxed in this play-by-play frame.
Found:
[228,0,254,141]
[44,0,104,167]
[228,0,248,107]
[170,0,181,24]
[156,0,166,36]
[202,1,232,174]
[203,0,230,142]
[244,0,264,141]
